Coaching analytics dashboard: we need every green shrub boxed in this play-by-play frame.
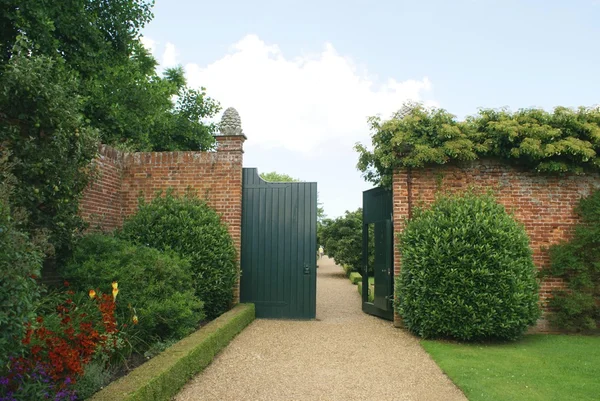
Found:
[546,189,600,332]
[396,192,540,341]
[63,234,204,346]
[0,157,46,366]
[119,191,237,320]
[320,209,374,274]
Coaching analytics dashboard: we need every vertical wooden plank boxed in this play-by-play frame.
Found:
[310,182,317,318]
[259,186,266,304]
[296,183,305,318]
[290,182,298,317]
[302,182,310,318]
[265,186,271,304]
[284,184,291,318]
[240,172,248,302]
[276,185,289,317]
[252,187,260,304]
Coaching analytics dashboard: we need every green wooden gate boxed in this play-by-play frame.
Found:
[240,168,317,319]
[362,187,394,320]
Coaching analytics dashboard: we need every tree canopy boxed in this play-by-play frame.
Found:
[1,0,220,152]
[0,0,221,259]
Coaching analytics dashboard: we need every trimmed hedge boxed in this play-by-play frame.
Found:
[349,272,362,285]
[357,282,374,302]
[89,303,255,401]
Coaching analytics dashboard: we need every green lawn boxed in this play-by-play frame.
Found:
[422,335,600,401]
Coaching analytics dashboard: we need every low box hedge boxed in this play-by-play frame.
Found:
[357,281,374,302]
[89,303,255,401]
[349,272,362,285]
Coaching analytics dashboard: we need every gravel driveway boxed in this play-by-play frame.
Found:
[175,257,466,401]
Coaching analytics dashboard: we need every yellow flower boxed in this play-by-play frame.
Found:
[111,281,118,290]
[112,287,119,302]
[88,289,96,299]
[132,315,139,325]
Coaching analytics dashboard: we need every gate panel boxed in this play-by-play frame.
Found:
[240,168,317,319]
[373,220,393,310]
[362,187,394,320]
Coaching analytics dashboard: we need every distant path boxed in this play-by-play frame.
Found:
[175,256,466,401]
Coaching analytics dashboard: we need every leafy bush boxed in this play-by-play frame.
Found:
[64,234,204,345]
[396,192,540,341]
[119,191,237,320]
[356,103,600,187]
[0,156,45,367]
[546,189,600,332]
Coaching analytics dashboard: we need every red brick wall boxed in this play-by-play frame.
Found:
[79,145,126,232]
[79,135,246,302]
[392,159,600,331]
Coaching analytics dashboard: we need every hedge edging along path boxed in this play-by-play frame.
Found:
[89,303,256,401]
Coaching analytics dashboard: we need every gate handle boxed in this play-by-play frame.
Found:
[304,264,310,275]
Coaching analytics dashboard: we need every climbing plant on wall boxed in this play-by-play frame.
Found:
[356,104,600,187]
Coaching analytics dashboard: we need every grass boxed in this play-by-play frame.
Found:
[422,334,600,401]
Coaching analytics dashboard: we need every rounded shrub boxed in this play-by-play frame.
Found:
[396,192,540,341]
[119,191,237,320]
[64,234,204,345]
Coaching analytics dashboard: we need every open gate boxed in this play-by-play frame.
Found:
[362,187,394,320]
[240,168,317,319]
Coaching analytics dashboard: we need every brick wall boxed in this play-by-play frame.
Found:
[80,135,246,302]
[79,145,125,232]
[392,159,600,331]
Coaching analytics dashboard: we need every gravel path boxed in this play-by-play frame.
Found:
[175,257,466,401]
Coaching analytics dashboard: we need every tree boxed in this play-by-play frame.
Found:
[0,154,46,366]
[260,171,298,183]
[0,1,222,259]
[0,39,99,259]
[260,171,326,221]
[0,0,221,152]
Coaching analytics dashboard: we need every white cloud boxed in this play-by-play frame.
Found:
[183,35,435,153]
[162,42,179,68]
[140,36,157,54]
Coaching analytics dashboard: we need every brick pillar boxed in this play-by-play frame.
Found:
[393,169,410,328]
[216,107,247,305]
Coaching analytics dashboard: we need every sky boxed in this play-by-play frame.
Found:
[141,0,600,218]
